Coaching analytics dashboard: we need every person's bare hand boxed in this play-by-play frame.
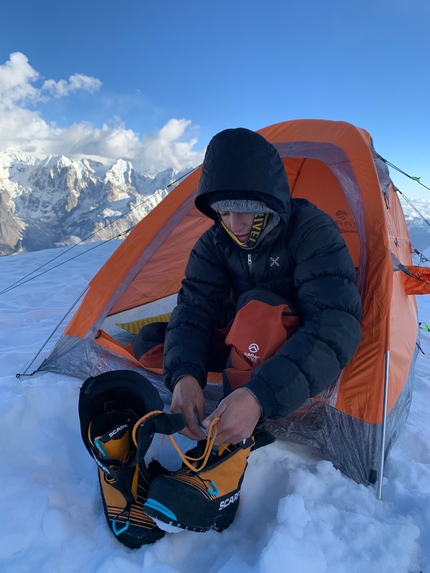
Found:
[202,388,261,445]
[170,375,206,441]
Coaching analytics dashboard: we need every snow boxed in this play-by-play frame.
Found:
[0,241,429,573]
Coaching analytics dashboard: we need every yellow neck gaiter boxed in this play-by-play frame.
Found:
[221,213,269,248]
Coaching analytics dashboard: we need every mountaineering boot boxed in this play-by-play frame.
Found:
[87,408,162,547]
[144,435,254,533]
[78,370,185,548]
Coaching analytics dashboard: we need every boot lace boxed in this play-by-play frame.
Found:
[132,411,220,472]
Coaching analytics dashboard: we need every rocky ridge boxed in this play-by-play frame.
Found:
[0,149,191,255]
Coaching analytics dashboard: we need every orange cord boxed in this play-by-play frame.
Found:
[132,410,164,446]
[132,411,221,472]
[167,417,220,472]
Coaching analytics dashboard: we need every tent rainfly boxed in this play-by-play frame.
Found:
[38,119,430,488]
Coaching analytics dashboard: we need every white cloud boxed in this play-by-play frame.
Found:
[0,52,102,105]
[0,52,40,108]
[0,53,204,170]
[55,121,142,160]
[140,119,203,171]
[42,73,102,98]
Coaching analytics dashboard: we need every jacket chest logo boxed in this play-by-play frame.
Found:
[270,257,280,267]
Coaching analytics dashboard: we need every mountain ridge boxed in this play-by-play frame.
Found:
[0,148,190,255]
[1,147,430,255]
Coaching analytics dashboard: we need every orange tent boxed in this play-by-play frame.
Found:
[40,119,430,487]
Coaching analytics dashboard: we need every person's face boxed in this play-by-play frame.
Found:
[218,211,255,243]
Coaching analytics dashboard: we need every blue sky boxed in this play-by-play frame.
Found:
[0,0,429,198]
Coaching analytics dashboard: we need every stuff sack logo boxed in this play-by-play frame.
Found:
[244,342,260,363]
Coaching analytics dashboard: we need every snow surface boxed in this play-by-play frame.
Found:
[0,241,429,573]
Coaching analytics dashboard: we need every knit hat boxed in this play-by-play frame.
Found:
[211,199,280,249]
[211,199,270,215]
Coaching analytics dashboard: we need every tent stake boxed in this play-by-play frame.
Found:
[16,285,89,378]
[377,350,390,500]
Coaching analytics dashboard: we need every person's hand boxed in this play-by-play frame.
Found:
[202,388,261,445]
[170,375,206,441]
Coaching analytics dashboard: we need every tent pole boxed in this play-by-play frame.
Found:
[377,350,390,500]
[16,285,90,378]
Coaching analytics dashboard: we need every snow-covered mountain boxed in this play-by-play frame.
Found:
[400,198,430,253]
[1,147,430,256]
[0,148,192,255]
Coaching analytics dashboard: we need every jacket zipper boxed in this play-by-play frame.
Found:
[247,253,256,286]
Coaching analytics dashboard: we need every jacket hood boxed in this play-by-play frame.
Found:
[195,128,291,223]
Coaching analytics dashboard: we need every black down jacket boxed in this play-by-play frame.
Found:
[163,128,362,420]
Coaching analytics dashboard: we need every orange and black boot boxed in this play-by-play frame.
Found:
[144,433,254,533]
[79,370,185,548]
